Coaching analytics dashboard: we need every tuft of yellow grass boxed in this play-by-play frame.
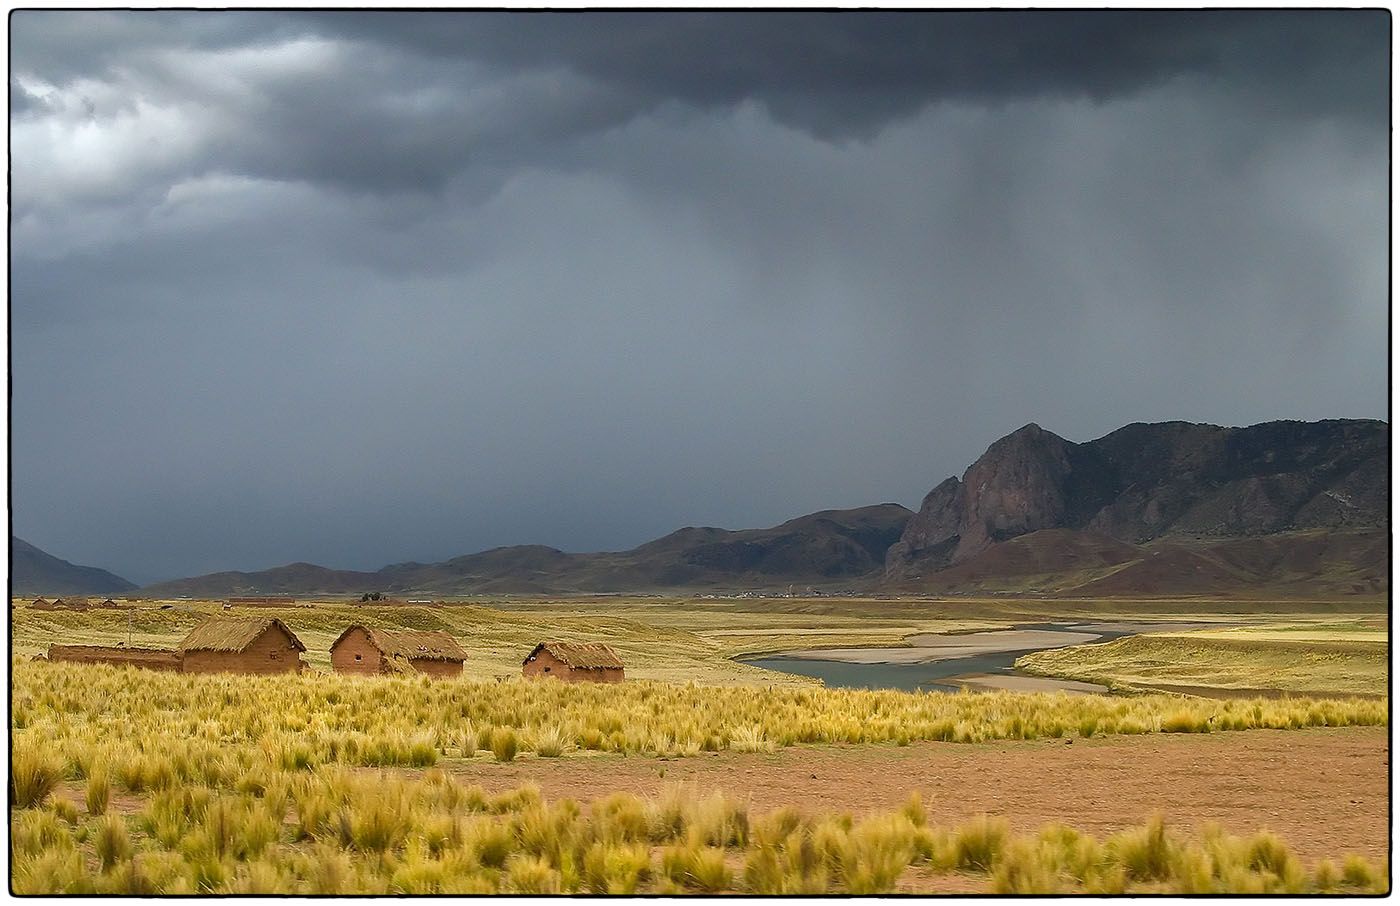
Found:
[8,772,1388,895]
[12,659,1386,785]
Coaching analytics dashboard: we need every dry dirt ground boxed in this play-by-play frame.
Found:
[443,726,1388,865]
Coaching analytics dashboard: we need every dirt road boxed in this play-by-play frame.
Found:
[445,726,1388,864]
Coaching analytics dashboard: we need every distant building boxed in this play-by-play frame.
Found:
[330,625,467,677]
[177,617,307,674]
[47,645,181,671]
[522,641,625,683]
[43,597,92,611]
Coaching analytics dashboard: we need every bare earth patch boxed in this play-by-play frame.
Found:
[442,727,1388,865]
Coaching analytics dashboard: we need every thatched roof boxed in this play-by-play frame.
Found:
[178,617,306,653]
[333,625,467,662]
[525,641,625,669]
[29,598,48,608]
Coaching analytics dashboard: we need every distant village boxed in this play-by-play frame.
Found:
[26,597,625,682]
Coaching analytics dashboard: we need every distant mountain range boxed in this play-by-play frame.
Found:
[11,537,137,596]
[14,418,1388,599]
[137,504,914,597]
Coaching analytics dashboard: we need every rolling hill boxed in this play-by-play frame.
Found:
[11,537,138,596]
[139,503,915,597]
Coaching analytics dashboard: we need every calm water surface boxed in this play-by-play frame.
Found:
[740,622,1133,692]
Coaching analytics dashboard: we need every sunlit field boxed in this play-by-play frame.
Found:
[10,598,1389,893]
[13,660,1386,764]
[11,595,1384,681]
[11,770,1388,895]
[10,598,1007,685]
[1017,620,1387,697]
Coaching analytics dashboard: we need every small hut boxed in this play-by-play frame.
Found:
[330,626,467,677]
[28,597,53,610]
[48,597,92,611]
[522,642,625,683]
[177,617,306,674]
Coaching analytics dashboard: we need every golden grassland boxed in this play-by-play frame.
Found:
[10,767,1388,894]
[1016,620,1388,697]
[12,594,1385,682]
[12,660,1387,781]
[10,597,1009,684]
[10,592,1391,895]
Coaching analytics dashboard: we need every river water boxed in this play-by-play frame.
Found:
[740,621,1210,693]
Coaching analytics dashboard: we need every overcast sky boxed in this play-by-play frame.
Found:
[10,10,1389,584]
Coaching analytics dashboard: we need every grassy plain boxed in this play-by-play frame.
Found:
[9,659,1390,894]
[10,597,1014,684]
[1016,619,1388,697]
[10,596,1390,893]
[11,770,1388,894]
[12,594,1384,679]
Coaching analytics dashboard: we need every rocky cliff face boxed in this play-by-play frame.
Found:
[886,419,1388,580]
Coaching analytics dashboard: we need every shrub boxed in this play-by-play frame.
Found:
[1314,859,1340,892]
[464,818,513,868]
[457,725,478,759]
[505,853,561,893]
[583,840,651,894]
[344,794,409,854]
[992,839,1064,893]
[490,728,518,763]
[51,797,80,825]
[900,791,928,827]
[532,725,570,758]
[1341,854,1381,890]
[662,843,731,892]
[1161,710,1207,733]
[1109,815,1176,882]
[86,766,111,816]
[1244,830,1292,876]
[841,816,916,893]
[11,738,64,808]
[95,814,134,871]
[954,814,1008,870]
[730,725,773,753]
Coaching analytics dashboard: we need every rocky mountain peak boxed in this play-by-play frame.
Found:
[886,418,1387,582]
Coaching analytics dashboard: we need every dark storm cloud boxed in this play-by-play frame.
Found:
[323,11,1388,127]
[8,11,1389,583]
[10,11,1386,198]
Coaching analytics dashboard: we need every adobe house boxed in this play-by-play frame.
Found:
[47,645,182,671]
[29,597,53,610]
[177,617,307,674]
[522,641,625,683]
[330,625,467,677]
